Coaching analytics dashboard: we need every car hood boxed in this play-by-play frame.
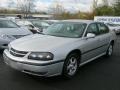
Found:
[10,34,77,52]
[0,28,32,35]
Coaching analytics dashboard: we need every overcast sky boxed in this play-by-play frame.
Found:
[0,0,113,12]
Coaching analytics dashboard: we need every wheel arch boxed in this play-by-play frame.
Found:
[62,49,82,78]
[110,40,115,46]
[66,49,82,61]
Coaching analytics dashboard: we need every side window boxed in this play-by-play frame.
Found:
[97,23,109,34]
[86,23,99,36]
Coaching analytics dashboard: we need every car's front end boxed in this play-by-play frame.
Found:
[3,47,64,77]
[3,31,75,76]
[3,33,73,77]
[3,36,81,77]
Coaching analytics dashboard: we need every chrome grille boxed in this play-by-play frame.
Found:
[10,48,28,57]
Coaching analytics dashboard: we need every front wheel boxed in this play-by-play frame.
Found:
[62,53,80,78]
[105,44,113,57]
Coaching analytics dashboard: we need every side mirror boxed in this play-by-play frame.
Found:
[86,33,96,38]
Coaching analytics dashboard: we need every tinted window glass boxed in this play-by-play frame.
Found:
[0,20,19,28]
[86,23,99,35]
[43,23,87,38]
[98,23,109,34]
[31,21,50,27]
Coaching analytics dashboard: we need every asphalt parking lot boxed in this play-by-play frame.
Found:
[0,35,120,90]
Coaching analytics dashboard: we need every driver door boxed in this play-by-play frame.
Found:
[81,23,101,63]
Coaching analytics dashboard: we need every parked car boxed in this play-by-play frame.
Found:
[106,23,120,34]
[0,18,32,49]
[3,20,116,78]
[16,19,50,33]
[28,19,50,32]
[16,20,40,34]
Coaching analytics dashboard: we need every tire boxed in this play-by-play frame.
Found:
[105,43,113,57]
[62,53,80,79]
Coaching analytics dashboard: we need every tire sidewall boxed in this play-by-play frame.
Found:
[62,53,80,78]
[106,43,113,57]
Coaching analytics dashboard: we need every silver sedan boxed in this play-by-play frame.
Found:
[0,18,32,49]
[3,20,116,78]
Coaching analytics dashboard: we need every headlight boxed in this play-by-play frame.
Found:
[0,34,15,40]
[28,52,54,61]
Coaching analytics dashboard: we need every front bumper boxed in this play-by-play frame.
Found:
[3,49,64,77]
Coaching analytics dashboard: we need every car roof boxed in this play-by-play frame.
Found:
[0,18,8,20]
[16,19,45,22]
[28,19,41,21]
[60,19,94,24]
[45,20,60,22]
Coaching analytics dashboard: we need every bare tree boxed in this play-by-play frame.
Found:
[102,0,109,6]
[17,0,34,18]
[92,0,99,16]
[93,0,98,10]
[74,0,81,11]
[48,0,65,19]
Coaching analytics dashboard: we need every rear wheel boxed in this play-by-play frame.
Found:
[62,53,80,78]
[106,43,113,57]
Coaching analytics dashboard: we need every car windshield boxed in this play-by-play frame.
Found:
[31,20,50,28]
[43,23,87,38]
[0,20,19,28]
